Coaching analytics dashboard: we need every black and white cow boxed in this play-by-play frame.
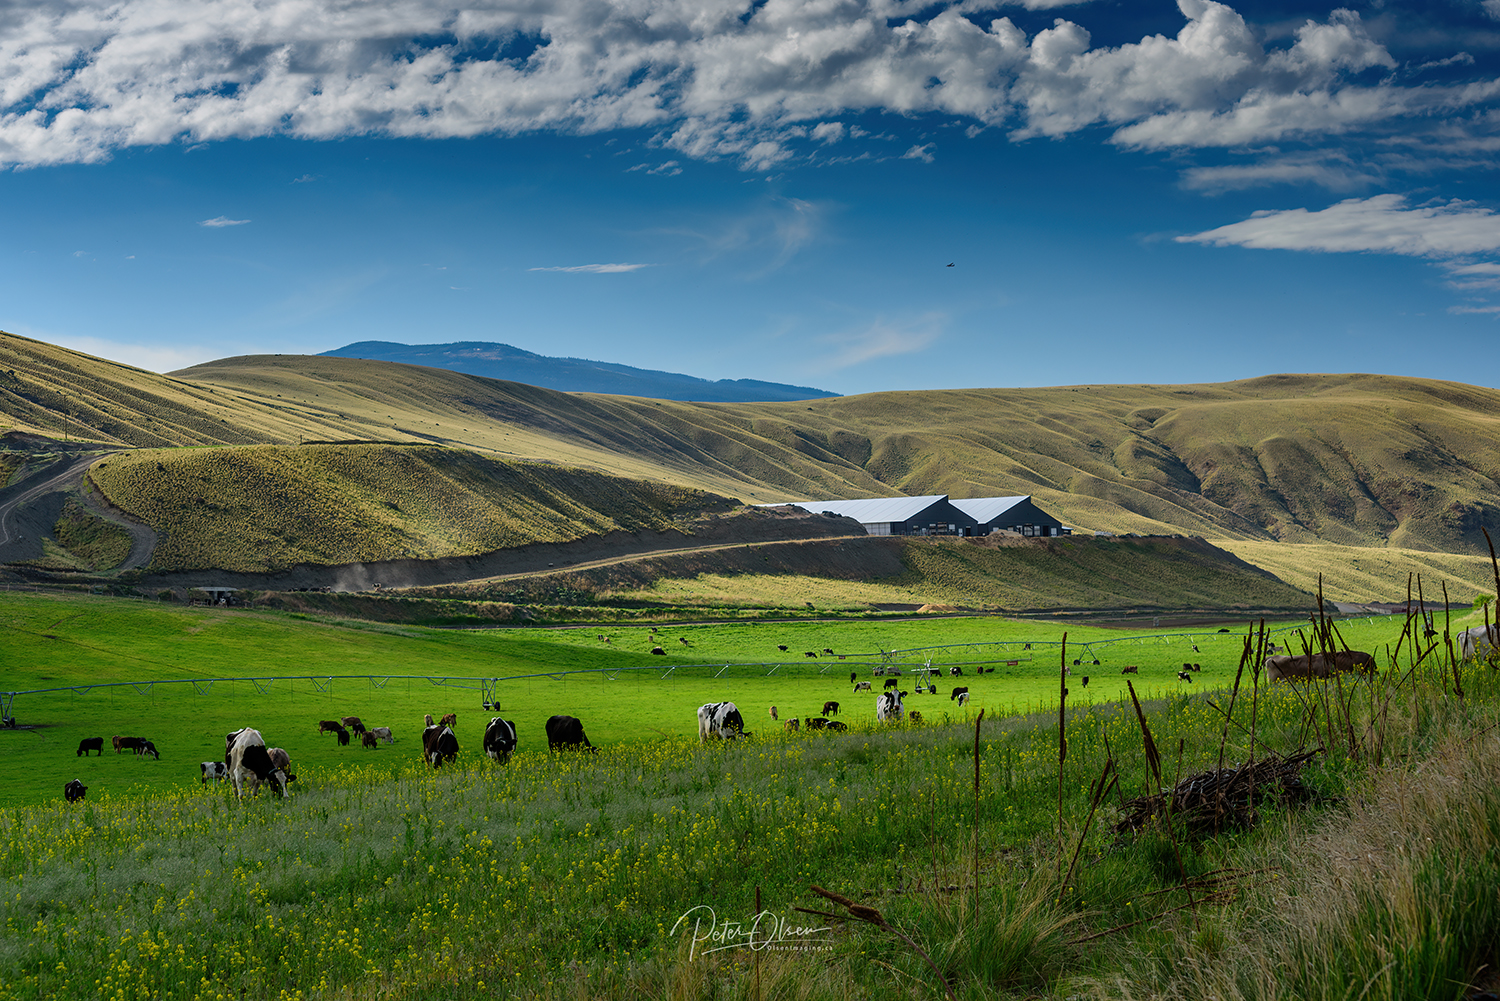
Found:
[853,681,872,692]
[367,726,395,744]
[200,761,229,784]
[483,717,518,763]
[876,690,905,722]
[545,715,594,752]
[422,725,459,768]
[227,727,291,800]
[697,702,745,742]
[135,740,159,760]
[63,779,87,803]
[950,686,969,702]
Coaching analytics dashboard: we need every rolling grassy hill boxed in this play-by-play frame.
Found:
[3,330,1500,603]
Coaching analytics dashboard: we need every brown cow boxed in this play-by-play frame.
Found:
[1263,651,1376,682]
[821,701,840,717]
[361,731,378,749]
[439,712,457,729]
[318,720,344,736]
[1121,665,1139,674]
[784,718,800,733]
[340,716,365,735]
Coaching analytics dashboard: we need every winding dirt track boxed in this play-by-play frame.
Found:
[0,452,157,569]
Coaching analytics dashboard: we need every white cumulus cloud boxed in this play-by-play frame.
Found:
[0,0,1485,170]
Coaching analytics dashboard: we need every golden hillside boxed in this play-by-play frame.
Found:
[2,331,1499,600]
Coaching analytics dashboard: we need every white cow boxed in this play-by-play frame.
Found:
[227,727,291,800]
[1460,624,1499,661]
[876,690,905,722]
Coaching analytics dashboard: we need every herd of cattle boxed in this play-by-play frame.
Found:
[56,625,1500,803]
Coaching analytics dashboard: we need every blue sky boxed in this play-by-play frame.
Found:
[0,0,1498,395]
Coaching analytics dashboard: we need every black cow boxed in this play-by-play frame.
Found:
[825,720,848,732]
[422,725,459,768]
[883,678,899,689]
[483,717,518,763]
[64,779,87,803]
[803,717,827,730]
[77,737,103,757]
[546,715,594,752]
[821,701,840,717]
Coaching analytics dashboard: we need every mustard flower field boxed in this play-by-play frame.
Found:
[1,590,1497,999]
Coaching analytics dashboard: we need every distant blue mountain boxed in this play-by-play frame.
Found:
[319,341,840,403]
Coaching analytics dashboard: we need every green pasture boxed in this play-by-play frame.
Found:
[0,590,1439,808]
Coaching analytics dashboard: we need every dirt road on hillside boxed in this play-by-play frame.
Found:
[0,452,156,570]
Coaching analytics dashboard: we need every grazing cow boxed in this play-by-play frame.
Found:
[883,678,899,689]
[546,715,594,752]
[908,710,923,724]
[955,692,970,707]
[111,735,124,753]
[340,716,366,735]
[853,681,872,692]
[200,761,229,784]
[1122,665,1139,674]
[227,728,291,800]
[679,637,690,646]
[116,736,147,754]
[822,701,840,717]
[1460,624,1499,661]
[825,721,848,732]
[805,651,818,658]
[651,646,667,656]
[949,666,963,677]
[331,724,350,747]
[318,720,344,736]
[803,717,827,730]
[135,740,159,760]
[823,648,834,655]
[64,779,87,803]
[483,717,518,763]
[266,748,296,785]
[1263,651,1376,682]
[77,737,103,757]
[1182,662,1192,672]
[368,726,395,744]
[697,702,746,742]
[1192,663,1201,672]
[1178,671,1192,682]
[422,725,459,768]
[1081,676,1089,688]
[950,686,969,702]
[784,718,800,733]
[778,645,788,652]
[439,713,457,729]
[876,690,905,722]
[362,731,379,749]
[769,706,778,721]
[850,672,857,684]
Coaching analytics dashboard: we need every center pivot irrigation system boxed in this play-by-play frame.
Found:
[0,622,1329,727]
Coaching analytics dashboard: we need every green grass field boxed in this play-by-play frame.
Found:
[0,589,1438,809]
[0,587,1497,1000]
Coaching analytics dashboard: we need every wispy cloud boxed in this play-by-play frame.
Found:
[813,313,946,371]
[31,331,217,373]
[528,263,654,273]
[1182,194,1500,314]
[200,216,251,228]
[1178,195,1500,257]
[901,143,935,163]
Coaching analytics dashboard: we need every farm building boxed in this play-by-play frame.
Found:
[772,495,979,536]
[770,494,1067,538]
[949,496,1068,537]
